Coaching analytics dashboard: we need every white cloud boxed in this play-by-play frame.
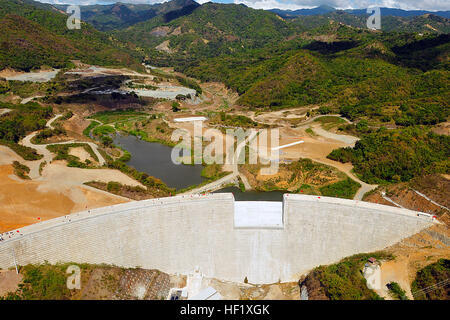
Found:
[234,0,450,11]
[39,0,169,5]
[35,0,450,11]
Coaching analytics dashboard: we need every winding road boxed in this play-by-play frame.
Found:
[19,114,106,179]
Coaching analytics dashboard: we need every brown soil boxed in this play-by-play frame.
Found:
[69,147,95,163]
[409,174,450,208]
[0,270,23,296]
[380,221,450,299]
[200,278,300,300]
[364,174,450,217]
[431,122,449,135]
[0,162,133,232]
[0,165,76,232]
[299,274,328,300]
[76,267,171,300]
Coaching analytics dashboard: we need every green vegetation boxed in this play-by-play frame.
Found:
[0,102,51,160]
[118,2,292,63]
[46,143,99,168]
[83,121,101,138]
[307,252,394,300]
[107,157,175,196]
[200,163,228,181]
[127,3,448,124]
[0,102,52,143]
[93,125,116,137]
[319,178,361,199]
[176,164,230,194]
[208,111,266,128]
[387,282,409,300]
[0,262,92,300]
[241,158,358,197]
[327,127,450,184]
[0,0,143,71]
[0,77,65,98]
[12,161,30,180]
[175,75,202,95]
[411,259,450,300]
[32,127,67,144]
[85,180,161,200]
[90,110,148,124]
[171,101,181,112]
[39,161,47,175]
[126,82,158,90]
[314,116,347,130]
[305,127,316,136]
[54,0,200,31]
[0,140,42,160]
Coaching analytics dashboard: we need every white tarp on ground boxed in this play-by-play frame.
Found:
[234,201,283,228]
[5,70,59,83]
[174,117,208,122]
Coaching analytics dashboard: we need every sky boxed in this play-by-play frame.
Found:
[37,0,450,11]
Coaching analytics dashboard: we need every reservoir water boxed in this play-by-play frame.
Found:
[113,134,205,190]
[112,133,287,200]
[214,186,286,201]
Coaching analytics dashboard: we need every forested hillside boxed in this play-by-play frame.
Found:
[0,0,142,71]
[53,0,199,31]
[289,11,450,33]
[114,3,294,62]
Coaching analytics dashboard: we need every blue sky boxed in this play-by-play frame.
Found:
[37,0,450,11]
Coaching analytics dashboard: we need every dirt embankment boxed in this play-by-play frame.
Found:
[364,174,450,216]
[362,174,450,299]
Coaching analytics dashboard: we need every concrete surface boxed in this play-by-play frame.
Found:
[0,193,436,284]
[234,201,283,228]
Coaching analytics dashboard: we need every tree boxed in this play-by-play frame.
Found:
[171,102,181,112]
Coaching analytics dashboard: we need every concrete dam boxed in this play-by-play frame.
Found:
[0,193,437,284]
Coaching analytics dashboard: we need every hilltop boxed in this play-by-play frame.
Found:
[53,0,200,31]
[0,0,142,71]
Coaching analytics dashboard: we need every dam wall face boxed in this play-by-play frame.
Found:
[0,193,435,284]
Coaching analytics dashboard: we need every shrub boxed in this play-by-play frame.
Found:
[411,259,450,300]
[387,282,408,300]
[319,178,361,199]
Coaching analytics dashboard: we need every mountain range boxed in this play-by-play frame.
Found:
[0,0,448,118]
[53,0,200,31]
[270,4,450,19]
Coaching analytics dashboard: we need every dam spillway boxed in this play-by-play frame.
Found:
[0,193,436,284]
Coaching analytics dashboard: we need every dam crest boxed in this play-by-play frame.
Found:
[0,193,436,284]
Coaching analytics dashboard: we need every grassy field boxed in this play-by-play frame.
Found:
[319,178,361,199]
[314,116,347,130]
[89,110,148,124]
